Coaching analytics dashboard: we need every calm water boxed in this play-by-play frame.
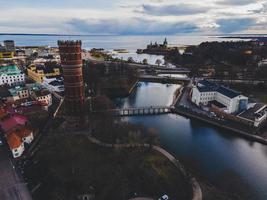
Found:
[112,52,166,66]
[115,82,267,200]
[0,34,247,50]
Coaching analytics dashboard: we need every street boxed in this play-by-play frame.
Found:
[0,144,32,200]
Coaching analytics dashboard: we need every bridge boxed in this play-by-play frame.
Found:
[139,75,190,83]
[155,69,191,74]
[89,60,190,73]
[94,106,173,116]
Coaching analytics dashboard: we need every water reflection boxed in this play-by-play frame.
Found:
[116,82,267,200]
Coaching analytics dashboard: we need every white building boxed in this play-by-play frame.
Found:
[7,132,25,158]
[191,80,248,114]
[238,103,267,127]
[42,76,64,93]
[0,65,25,86]
[6,127,34,158]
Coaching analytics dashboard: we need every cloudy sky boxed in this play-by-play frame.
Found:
[0,0,267,35]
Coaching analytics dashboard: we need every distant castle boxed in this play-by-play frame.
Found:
[137,38,172,55]
[147,38,168,49]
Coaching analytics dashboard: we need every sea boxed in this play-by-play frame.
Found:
[0,34,251,51]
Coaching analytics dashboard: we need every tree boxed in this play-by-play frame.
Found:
[155,59,162,67]
[127,57,134,63]
[142,58,148,65]
[147,128,159,146]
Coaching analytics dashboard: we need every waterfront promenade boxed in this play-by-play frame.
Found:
[174,85,267,145]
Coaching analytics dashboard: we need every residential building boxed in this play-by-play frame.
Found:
[238,103,267,127]
[0,65,25,86]
[6,132,25,158]
[42,76,64,93]
[0,113,28,133]
[0,49,14,60]
[27,64,61,83]
[191,80,248,114]
[4,40,15,52]
[8,86,29,100]
[32,89,52,107]
[6,126,33,158]
[9,127,34,145]
[0,111,34,158]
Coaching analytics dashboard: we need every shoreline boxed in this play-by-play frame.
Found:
[173,107,267,145]
[86,134,202,200]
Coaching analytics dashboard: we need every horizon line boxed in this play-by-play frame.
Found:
[0,33,267,37]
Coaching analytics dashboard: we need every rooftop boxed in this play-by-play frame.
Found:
[26,83,44,91]
[8,86,28,96]
[8,127,33,139]
[7,132,22,149]
[0,65,22,76]
[197,80,241,98]
[0,114,28,133]
[33,89,50,97]
[238,103,266,121]
[29,64,60,74]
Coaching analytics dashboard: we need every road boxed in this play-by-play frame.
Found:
[0,144,32,200]
[175,84,260,137]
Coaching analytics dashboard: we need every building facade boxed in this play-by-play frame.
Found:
[192,80,248,114]
[7,133,25,158]
[27,64,61,83]
[58,40,85,117]
[4,40,15,52]
[6,127,33,158]
[0,65,25,86]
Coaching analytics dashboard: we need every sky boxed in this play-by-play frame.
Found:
[0,0,267,35]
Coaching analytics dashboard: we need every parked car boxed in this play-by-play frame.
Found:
[159,194,169,200]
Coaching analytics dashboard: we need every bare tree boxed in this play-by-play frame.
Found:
[155,59,162,67]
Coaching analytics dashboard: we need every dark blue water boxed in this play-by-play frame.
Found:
[116,82,267,200]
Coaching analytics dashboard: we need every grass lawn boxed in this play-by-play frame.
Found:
[25,133,192,200]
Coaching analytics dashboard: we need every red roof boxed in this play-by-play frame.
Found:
[0,108,7,119]
[0,114,28,133]
[7,132,22,149]
[13,127,33,138]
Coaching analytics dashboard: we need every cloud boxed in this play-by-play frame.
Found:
[0,0,266,34]
[216,0,259,6]
[138,3,210,16]
[216,18,256,33]
[67,18,199,35]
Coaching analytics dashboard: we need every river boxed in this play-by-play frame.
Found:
[115,82,267,200]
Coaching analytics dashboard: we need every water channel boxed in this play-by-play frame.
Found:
[115,82,267,200]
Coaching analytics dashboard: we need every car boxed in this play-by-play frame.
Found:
[158,194,169,200]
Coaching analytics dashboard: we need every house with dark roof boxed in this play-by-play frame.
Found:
[27,64,61,83]
[191,80,248,114]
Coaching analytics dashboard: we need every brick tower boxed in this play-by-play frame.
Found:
[58,40,85,119]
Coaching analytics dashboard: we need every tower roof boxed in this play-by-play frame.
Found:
[58,40,82,46]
